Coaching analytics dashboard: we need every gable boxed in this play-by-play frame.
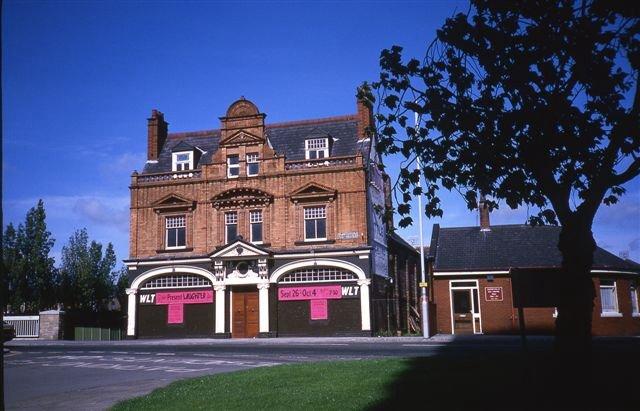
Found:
[210,239,269,259]
[171,141,195,152]
[290,182,337,202]
[221,130,264,147]
[152,194,196,213]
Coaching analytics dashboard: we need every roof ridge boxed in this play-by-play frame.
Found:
[168,129,219,139]
[439,224,557,231]
[266,114,358,129]
[166,114,358,140]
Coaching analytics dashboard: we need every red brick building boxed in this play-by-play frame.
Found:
[124,97,415,338]
[429,208,640,336]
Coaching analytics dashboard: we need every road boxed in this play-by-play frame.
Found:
[4,336,638,410]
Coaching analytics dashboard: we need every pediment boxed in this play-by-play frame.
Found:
[152,194,196,212]
[211,187,273,209]
[290,182,337,202]
[306,127,331,139]
[221,130,263,146]
[210,239,269,259]
[171,141,195,152]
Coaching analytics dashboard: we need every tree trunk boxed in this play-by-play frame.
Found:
[555,216,596,354]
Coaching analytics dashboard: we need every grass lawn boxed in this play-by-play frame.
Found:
[112,351,639,410]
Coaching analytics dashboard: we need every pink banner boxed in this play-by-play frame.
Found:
[278,285,342,301]
[167,304,184,324]
[310,299,328,320]
[156,290,213,305]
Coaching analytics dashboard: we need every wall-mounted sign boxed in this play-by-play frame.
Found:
[157,290,213,304]
[167,304,184,324]
[139,290,213,324]
[484,287,504,302]
[278,285,342,301]
[337,231,360,240]
[310,299,328,320]
[340,285,359,298]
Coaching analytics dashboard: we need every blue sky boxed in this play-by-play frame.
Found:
[3,0,639,266]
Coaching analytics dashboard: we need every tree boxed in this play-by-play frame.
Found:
[3,224,20,312]
[361,0,639,351]
[3,200,58,312]
[59,229,118,312]
[114,266,129,312]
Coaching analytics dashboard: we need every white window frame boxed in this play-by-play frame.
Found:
[304,206,327,241]
[172,151,193,171]
[631,283,639,317]
[227,155,240,178]
[305,138,329,160]
[246,153,260,177]
[225,211,238,243]
[165,215,186,249]
[599,279,622,317]
[250,210,263,244]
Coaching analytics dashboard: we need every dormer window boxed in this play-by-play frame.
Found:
[227,155,240,178]
[247,153,259,176]
[172,151,193,171]
[305,138,329,159]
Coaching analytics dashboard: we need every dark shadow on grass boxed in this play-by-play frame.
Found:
[367,337,640,410]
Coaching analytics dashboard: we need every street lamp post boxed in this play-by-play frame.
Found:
[415,112,430,339]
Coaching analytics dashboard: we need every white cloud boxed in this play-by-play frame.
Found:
[4,194,130,266]
[100,151,145,174]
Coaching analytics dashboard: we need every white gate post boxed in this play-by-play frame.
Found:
[126,288,138,337]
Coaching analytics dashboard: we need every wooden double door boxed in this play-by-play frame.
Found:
[232,287,259,338]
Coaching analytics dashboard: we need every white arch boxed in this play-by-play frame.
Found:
[269,258,366,283]
[130,265,217,290]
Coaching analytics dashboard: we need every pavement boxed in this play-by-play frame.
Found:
[4,335,639,410]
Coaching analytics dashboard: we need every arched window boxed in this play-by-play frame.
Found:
[279,267,358,284]
[140,274,212,290]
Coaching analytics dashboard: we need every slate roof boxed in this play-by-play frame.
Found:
[142,116,366,174]
[429,224,639,273]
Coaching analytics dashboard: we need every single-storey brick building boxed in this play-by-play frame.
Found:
[429,208,640,336]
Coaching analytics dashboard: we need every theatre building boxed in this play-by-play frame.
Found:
[124,97,409,338]
[429,204,640,336]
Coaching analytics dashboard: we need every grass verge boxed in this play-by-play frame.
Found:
[112,350,640,410]
[111,359,408,411]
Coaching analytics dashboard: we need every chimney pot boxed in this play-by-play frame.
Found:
[356,96,373,140]
[479,196,490,231]
[147,109,168,161]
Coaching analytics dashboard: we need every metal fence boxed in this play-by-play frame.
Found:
[74,327,122,341]
[4,315,40,338]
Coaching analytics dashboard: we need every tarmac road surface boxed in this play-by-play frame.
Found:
[4,335,638,410]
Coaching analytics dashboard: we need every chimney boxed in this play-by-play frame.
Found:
[147,109,168,161]
[383,173,393,231]
[479,196,490,231]
[356,97,373,140]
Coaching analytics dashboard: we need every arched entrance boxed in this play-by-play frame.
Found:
[128,266,216,338]
[270,259,371,337]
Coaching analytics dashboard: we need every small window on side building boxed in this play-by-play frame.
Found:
[631,283,639,317]
[600,279,621,316]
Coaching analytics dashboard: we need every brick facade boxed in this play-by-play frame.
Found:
[125,96,416,339]
[433,275,640,336]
